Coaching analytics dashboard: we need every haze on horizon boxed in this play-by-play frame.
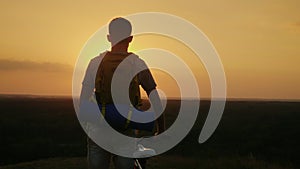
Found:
[1,0,300,100]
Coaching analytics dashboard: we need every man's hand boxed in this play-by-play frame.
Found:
[155,115,165,135]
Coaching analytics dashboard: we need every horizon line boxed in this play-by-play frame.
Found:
[0,93,300,102]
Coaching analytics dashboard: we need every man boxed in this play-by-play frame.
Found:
[80,17,165,169]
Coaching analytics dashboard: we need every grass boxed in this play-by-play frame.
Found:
[0,95,299,168]
[0,156,295,169]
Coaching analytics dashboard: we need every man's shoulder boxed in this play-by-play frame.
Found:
[86,51,109,69]
[90,51,107,63]
[87,51,145,67]
[130,54,148,68]
[128,53,146,63]
[129,52,138,58]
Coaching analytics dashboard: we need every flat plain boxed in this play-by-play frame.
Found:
[0,95,299,169]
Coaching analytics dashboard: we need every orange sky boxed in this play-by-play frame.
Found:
[0,0,300,99]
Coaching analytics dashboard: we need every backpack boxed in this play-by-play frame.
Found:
[95,52,142,107]
[92,52,155,131]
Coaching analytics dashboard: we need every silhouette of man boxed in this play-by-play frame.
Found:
[80,17,165,169]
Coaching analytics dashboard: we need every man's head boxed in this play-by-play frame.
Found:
[107,17,133,46]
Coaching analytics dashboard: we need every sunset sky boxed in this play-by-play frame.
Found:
[0,0,300,100]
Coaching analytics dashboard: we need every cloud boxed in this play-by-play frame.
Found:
[291,22,300,28]
[295,22,300,27]
[0,59,73,73]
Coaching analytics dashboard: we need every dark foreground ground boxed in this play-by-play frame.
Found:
[0,95,299,169]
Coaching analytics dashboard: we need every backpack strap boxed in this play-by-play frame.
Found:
[125,104,134,129]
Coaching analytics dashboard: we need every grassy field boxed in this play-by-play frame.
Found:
[0,95,299,169]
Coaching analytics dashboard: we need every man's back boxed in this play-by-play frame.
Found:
[95,52,141,106]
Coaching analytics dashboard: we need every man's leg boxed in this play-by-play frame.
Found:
[136,158,147,169]
[87,138,111,169]
[113,155,134,169]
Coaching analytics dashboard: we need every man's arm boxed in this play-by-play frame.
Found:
[79,54,104,105]
[148,89,166,134]
[80,60,96,106]
[137,62,166,134]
